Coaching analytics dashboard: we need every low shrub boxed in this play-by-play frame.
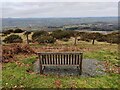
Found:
[96,35,107,42]
[2,44,35,63]
[51,30,71,40]
[37,36,56,44]
[2,29,14,35]
[14,28,24,33]
[62,38,69,42]
[3,35,23,43]
[2,46,15,63]
[24,31,32,35]
[106,32,120,44]
[32,31,48,41]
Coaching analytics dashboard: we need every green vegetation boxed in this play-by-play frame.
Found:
[2,46,120,88]
[3,61,119,88]
[24,31,32,44]
[79,32,120,45]
[1,30,120,89]
[2,29,14,36]
[84,50,119,65]
[14,28,24,33]
[32,31,48,41]
[37,36,56,44]
[2,30,119,45]
[3,34,23,43]
[106,32,120,44]
[51,30,71,40]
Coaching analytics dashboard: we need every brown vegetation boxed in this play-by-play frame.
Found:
[2,44,35,63]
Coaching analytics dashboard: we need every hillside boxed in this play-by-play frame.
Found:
[2,17,118,28]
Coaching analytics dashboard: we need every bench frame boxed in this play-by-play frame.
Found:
[37,52,83,75]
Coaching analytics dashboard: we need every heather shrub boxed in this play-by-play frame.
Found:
[37,36,56,44]
[32,31,48,41]
[106,32,120,44]
[2,44,35,63]
[14,28,24,33]
[2,29,14,35]
[3,35,23,43]
[51,30,71,40]
[96,35,107,42]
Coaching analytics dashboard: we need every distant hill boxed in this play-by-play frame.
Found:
[2,17,118,28]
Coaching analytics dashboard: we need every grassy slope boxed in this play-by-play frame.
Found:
[2,62,120,88]
[1,33,120,88]
[2,43,120,88]
[2,55,120,88]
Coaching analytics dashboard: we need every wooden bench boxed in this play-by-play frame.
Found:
[37,52,83,75]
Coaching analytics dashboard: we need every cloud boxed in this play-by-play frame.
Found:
[1,0,119,2]
[1,2,118,18]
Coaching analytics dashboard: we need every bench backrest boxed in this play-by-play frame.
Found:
[38,52,83,65]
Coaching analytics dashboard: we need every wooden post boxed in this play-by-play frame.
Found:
[92,38,95,45]
[74,33,77,45]
[26,34,29,44]
[74,36,77,45]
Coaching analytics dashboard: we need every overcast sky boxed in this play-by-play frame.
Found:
[1,2,118,18]
[1,0,119,2]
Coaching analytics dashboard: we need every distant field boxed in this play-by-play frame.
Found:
[2,17,118,28]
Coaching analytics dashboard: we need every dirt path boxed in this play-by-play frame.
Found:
[34,59,106,77]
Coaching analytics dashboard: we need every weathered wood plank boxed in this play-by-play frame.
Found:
[38,52,83,75]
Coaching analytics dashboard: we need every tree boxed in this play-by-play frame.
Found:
[87,32,102,45]
[24,31,31,44]
[68,30,79,45]
[106,32,120,44]
[79,32,91,42]
[37,36,56,44]
[32,31,48,41]
[96,34,107,42]
[14,28,24,33]
[51,30,71,40]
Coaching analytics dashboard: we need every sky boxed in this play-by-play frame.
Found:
[1,0,119,2]
[1,1,118,18]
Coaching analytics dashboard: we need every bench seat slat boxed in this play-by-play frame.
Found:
[55,54,57,64]
[61,54,62,65]
[66,55,68,65]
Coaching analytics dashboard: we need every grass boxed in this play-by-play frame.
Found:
[1,35,120,88]
[2,43,120,89]
[84,50,119,65]
[2,58,120,88]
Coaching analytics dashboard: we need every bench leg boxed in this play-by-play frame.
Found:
[40,64,43,74]
[43,66,46,70]
[77,66,79,69]
[79,65,82,75]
